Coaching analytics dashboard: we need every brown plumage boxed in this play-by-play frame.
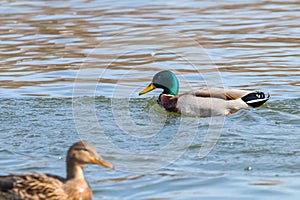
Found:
[0,141,113,200]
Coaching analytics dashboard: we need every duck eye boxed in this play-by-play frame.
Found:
[81,148,90,153]
[74,147,90,152]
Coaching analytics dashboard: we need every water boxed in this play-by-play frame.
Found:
[0,0,299,199]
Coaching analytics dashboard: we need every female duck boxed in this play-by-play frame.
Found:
[0,141,113,200]
[139,70,270,117]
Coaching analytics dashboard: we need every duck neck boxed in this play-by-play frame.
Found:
[162,88,172,95]
[66,159,85,181]
[162,86,177,95]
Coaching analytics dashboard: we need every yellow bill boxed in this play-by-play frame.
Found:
[93,157,114,169]
[139,83,156,95]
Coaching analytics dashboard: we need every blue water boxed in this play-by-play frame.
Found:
[0,0,299,199]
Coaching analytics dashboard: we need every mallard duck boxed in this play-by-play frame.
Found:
[139,70,270,117]
[0,141,113,200]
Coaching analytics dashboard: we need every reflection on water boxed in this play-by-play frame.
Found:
[0,0,299,97]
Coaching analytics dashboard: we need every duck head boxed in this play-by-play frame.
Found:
[139,70,179,95]
[67,141,114,169]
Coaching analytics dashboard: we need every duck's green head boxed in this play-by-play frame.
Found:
[139,70,179,95]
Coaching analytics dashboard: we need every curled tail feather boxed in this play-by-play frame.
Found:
[241,92,270,108]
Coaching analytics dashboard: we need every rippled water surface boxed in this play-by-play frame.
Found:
[0,0,299,199]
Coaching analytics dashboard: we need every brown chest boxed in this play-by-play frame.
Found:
[64,179,93,200]
[158,94,178,112]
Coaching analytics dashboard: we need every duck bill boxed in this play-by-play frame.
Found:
[93,158,114,169]
[139,83,156,95]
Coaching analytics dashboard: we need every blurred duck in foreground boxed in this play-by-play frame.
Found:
[139,70,270,117]
[0,141,113,200]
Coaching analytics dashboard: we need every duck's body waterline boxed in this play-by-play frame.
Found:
[139,70,270,117]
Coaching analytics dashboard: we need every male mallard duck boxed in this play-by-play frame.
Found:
[0,141,113,200]
[139,70,270,117]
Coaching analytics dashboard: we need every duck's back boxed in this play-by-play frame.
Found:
[0,173,67,200]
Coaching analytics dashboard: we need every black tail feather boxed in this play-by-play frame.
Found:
[241,92,270,108]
